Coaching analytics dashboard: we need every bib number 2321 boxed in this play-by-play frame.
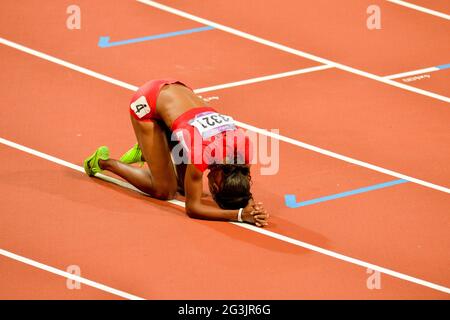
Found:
[191,112,236,138]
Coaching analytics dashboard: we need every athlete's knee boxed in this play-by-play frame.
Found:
[152,182,177,200]
[153,190,176,201]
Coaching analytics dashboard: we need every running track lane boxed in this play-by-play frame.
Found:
[1,1,447,189]
[201,69,450,188]
[152,0,450,75]
[0,0,318,88]
[391,68,450,97]
[0,256,123,300]
[389,0,450,18]
[0,145,448,299]
[0,44,449,296]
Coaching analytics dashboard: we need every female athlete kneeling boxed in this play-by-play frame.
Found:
[83,79,269,227]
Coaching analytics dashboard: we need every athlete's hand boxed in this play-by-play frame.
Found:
[242,201,269,227]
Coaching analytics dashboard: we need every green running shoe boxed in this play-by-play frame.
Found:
[120,143,144,166]
[84,146,110,177]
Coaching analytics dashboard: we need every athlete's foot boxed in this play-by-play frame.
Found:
[83,146,110,176]
[120,143,144,166]
[98,158,109,170]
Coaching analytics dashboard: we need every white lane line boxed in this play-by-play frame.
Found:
[387,0,450,20]
[0,38,139,92]
[233,121,450,194]
[1,37,448,194]
[137,0,450,104]
[384,66,440,80]
[0,248,145,300]
[0,36,331,94]
[0,137,449,295]
[0,37,330,95]
[195,65,334,93]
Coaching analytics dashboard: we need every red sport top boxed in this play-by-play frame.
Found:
[171,107,253,172]
[129,79,252,172]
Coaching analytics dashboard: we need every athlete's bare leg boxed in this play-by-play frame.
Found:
[99,116,179,200]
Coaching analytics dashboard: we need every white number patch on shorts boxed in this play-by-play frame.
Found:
[190,112,236,139]
[130,96,151,118]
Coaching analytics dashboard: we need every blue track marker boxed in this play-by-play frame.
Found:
[98,26,215,48]
[285,179,408,208]
[436,63,450,70]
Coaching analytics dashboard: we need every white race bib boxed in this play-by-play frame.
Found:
[130,96,151,118]
[190,112,236,139]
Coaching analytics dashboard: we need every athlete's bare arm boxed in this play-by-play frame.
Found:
[184,164,269,226]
